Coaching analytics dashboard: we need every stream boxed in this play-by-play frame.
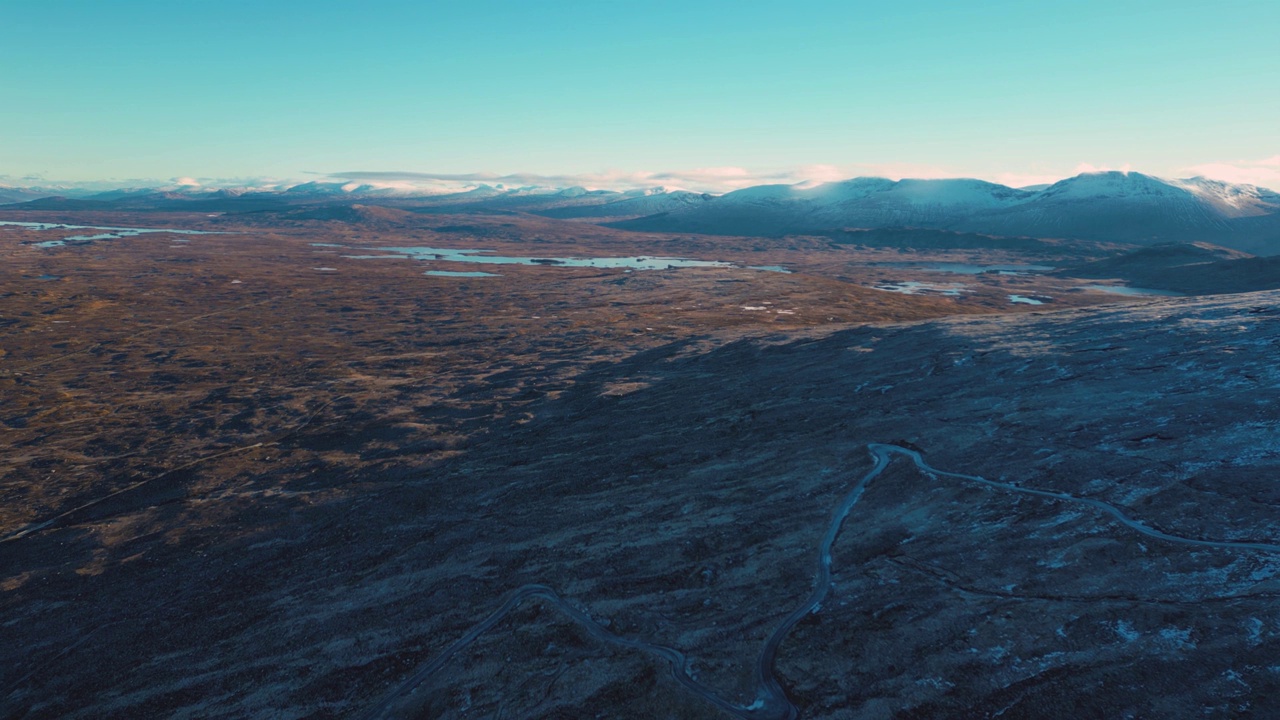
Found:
[360,443,1280,719]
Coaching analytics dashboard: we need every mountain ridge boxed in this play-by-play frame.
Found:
[4,171,1279,253]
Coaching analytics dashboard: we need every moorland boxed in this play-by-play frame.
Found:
[4,204,1280,719]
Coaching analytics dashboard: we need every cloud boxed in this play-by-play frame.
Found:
[1179,156,1280,189]
[990,172,1066,189]
[1073,162,1134,175]
[327,168,779,193]
[327,163,961,194]
[28,159,1279,196]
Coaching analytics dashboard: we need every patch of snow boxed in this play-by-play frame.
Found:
[1158,626,1195,650]
[1247,617,1265,646]
[873,281,968,296]
[1113,620,1140,642]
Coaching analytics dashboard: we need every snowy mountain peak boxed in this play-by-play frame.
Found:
[1036,171,1183,200]
[880,178,1034,206]
[622,186,677,198]
[1169,177,1280,217]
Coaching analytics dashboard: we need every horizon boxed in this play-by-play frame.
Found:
[4,1,1278,191]
[5,164,1280,197]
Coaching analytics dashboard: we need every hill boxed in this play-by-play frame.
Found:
[612,172,1280,253]
[1058,242,1280,295]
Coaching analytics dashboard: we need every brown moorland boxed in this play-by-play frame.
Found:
[4,210,1277,719]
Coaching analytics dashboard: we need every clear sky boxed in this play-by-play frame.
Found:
[2,0,1278,190]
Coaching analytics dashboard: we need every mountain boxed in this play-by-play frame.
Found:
[950,172,1255,244]
[1171,177,1280,217]
[400,184,619,212]
[0,186,59,204]
[536,189,712,219]
[265,203,426,226]
[84,187,173,202]
[608,177,1035,235]
[2,196,116,210]
[4,173,1278,253]
[612,172,1280,253]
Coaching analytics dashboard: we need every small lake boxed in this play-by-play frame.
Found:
[1082,284,1183,297]
[878,262,1055,275]
[873,281,968,296]
[1009,294,1047,305]
[426,270,500,277]
[323,244,736,271]
[0,221,222,247]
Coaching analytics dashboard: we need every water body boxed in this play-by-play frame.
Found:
[1083,284,1183,297]
[878,262,1055,275]
[1009,294,1046,305]
[873,280,968,296]
[0,221,222,247]
[346,245,732,270]
[320,244,833,275]
[425,270,500,277]
[34,274,62,281]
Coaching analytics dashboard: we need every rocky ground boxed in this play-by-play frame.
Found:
[3,213,1279,719]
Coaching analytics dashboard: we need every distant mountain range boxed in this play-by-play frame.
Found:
[610,172,1280,254]
[4,171,1279,254]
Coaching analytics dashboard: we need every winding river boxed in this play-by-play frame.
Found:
[360,443,1280,719]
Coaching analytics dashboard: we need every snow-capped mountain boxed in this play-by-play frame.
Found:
[0,186,59,204]
[612,177,1034,235]
[3,171,1278,253]
[947,172,1234,243]
[812,178,1034,227]
[1169,177,1280,218]
[614,172,1280,253]
[537,189,712,219]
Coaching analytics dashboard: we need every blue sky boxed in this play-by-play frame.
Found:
[2,0,1278,190]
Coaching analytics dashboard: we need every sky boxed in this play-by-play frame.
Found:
[2,0,1278,192]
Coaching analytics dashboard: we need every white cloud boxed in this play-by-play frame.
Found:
[15,159,1276,196]
[327,168,781,193]
[1179,156,1280,189]
[990,172,1065,188]
[1073,162,1133,175]
[327,163,963,194]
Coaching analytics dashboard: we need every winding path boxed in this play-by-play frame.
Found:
[360,443,1280,720]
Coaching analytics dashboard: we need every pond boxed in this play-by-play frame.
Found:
[877,261,1055,275]
[1082,284,1183,297]
[0,221,223,247]
[872,280,968,296]
[319,243,739,271]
